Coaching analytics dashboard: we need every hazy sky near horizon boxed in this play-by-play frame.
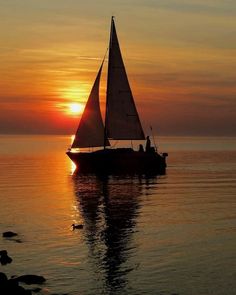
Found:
[0,0,235,135]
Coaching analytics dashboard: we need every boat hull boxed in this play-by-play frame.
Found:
[67,148,167,175]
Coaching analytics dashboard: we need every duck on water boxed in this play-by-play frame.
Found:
[71,224,84,230]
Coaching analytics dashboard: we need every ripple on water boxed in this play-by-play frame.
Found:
[0,136,236,295]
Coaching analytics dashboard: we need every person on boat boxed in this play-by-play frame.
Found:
[145,136,151,152]
[139,144,144,152]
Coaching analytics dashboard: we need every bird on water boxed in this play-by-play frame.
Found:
[71,223,84,230]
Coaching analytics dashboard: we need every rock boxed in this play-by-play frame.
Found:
[2,231,18,238]
[0,254,12,265]
[0,272,8,283]
[15,285,32,295]
[15,275,46,285]
[0,250,13,265]
[7,278,20,289]
[0,250,8,255]
[30,287,42,293]
[0,273,32,295]
[6,282,32,295]
[14,239,23,243]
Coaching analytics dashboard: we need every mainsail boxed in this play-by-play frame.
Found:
[72,61,110,148]
[105,17,145,140]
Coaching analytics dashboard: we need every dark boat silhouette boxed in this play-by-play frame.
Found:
[67,17,167,174]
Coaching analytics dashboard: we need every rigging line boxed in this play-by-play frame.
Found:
[104,17,114,150]
[150,126,158,152]
[102,47,109,64]
[103,47,109,150]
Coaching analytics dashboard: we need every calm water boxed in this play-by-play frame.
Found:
[0,135,236,295]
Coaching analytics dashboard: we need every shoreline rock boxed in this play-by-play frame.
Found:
[2,231,18,238]
[0,250,13,265]
[0,272,32,295]
[14,275,46,285]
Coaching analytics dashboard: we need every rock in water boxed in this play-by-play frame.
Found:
[0,255,12,265]
[30,287,42,293]
[2,231,18,238]
[15,275,46,284]
[0,272,8,283]
[0,250,13,265]
[0,273,32,295]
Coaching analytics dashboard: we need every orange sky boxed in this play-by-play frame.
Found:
[0,0,235,135]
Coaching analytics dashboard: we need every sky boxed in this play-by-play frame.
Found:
[0,0,235,136]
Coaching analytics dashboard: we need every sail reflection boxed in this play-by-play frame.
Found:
[72,174,156,294]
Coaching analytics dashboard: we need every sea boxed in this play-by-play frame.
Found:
[0,135,235,295]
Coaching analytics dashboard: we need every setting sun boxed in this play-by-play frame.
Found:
[69,103,84,115]
[56,102,85,116]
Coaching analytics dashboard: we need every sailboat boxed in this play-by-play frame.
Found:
[66,17,168,174]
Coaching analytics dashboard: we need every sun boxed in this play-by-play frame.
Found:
[68,103,84,115]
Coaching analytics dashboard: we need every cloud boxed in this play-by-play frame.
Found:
[121,0,236,16]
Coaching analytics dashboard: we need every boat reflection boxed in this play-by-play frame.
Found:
[72,174,157,294]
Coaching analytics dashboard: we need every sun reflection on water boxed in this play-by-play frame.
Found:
[70,162,77,175]
[69,135,77,174]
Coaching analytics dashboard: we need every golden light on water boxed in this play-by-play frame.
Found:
[69,135,77,174]
[70,161,77,175]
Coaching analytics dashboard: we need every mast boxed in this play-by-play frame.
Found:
[104,16,114,150]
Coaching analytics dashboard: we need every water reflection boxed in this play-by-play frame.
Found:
[72,174,156,294]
